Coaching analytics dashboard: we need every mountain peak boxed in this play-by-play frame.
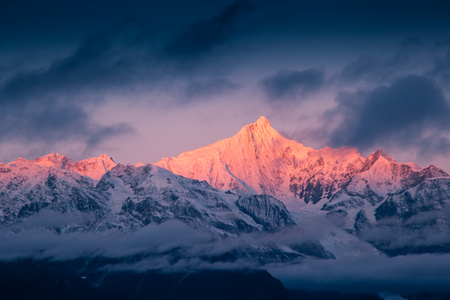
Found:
[255,116,271,128]
[236,116,281,143]
[4,153,117,180]
[71,154,117,180]
[156,116,314,197]
[33,153,71,168]
[373,148,397,163]
[360,148,398,172]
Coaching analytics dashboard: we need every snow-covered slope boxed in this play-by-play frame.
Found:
[157,116,366,207]
[0,158,107,228]
[322,149,449,228]
[95,163,295,235]
[0,159,295,236]
[0,153,116,229]
[1,116,450,258]
[156,117,449,210]
[1,160,328,262]
[18,153,116,180]
[155,117,450,255]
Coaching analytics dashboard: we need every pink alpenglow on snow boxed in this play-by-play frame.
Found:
[156,116,449,209]
[4,153,116,180]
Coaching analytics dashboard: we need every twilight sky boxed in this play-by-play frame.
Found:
[2,0,450,171]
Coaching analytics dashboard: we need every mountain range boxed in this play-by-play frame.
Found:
[1,116,450,262]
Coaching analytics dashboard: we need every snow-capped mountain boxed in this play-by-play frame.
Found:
[156,116,450,254]
[0,153,116,227]
[156,116,367,206]
[156,117,449,209]
[323,149,448,224]
[1,156,333,262]
[0,156,107,227]
[1,116,450,259]
[0,157,294,236]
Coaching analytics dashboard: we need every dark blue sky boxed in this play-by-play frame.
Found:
[2,0,450,171]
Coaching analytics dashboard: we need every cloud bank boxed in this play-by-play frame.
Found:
[269,253,450,294]
[326,75,450,155]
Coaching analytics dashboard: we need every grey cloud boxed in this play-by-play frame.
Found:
[339,37,426,85]
[0,20,143,155]
[362,222,450,250]
[261,68,325,100]
[431,51,450,82]
[0,99,134,154]
[326,75,450,156]
[184,78,240,99]
[358,205,450,251]
[84,123,135,149]
[392,36,424,64]
[339,55,384,83]
[0,221,325,267]
[0,2,256,156]
[20,210,92,229]
[2,216,450,294]
[0,220,210,261]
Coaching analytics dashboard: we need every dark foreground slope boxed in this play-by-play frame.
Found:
[0,259,389,300]
[0,259,294,300]
[2,259,449,299]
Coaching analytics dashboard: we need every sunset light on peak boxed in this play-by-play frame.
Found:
[2,1,450,298]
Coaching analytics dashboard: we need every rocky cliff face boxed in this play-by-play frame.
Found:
[95,163,295,235]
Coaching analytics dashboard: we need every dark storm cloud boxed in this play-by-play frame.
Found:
[163,0,254,59]
[1,1,254,100]
[1,18,150,102]
[0,1,255,154]
[261,68,325,100]
[325,75,450,155]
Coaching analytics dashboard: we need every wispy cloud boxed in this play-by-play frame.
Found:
[261,68,325,101]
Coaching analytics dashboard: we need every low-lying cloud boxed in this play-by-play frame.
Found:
[269,253,450,294]
[0,220,211,261]
[2,207,450,295]
[2,219,450,294]
[0,213,334,265]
